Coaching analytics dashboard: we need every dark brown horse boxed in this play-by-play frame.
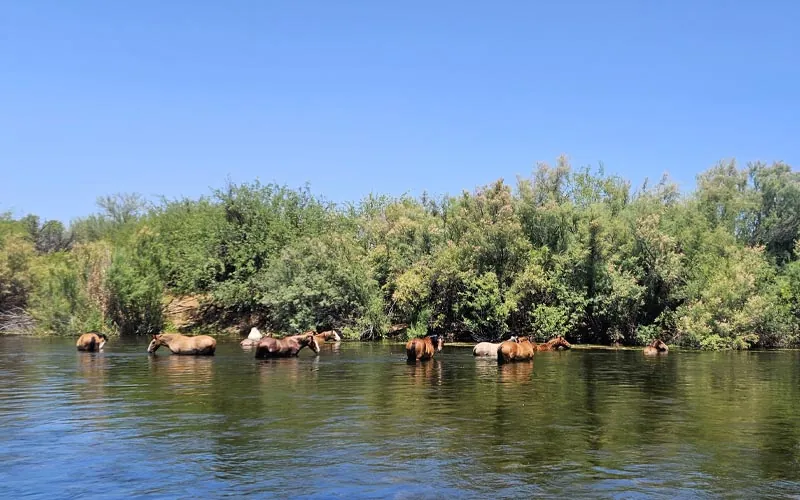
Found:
[534,336,572,351]
[147,333,217,355]
[405,335,444,361]
[497,336,535,364]
[255,333,320,359]
[76,332,108,352]
[643,339,669,356]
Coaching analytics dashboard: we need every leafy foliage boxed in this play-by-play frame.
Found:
[2,159,800,349]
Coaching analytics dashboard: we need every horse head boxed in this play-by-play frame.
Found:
[651,339,668,351]
[552,336,572,350]
[302,333,320,354]
[96,333,108,350]
[432,334,445,352]
[147,334,164,353]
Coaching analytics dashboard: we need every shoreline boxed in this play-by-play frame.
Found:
[4,332,800,351]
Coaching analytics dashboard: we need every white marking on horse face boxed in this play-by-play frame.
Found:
[98,340,106,350]
[147,339,158,353]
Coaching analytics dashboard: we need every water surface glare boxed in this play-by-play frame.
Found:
[1,337,800,498]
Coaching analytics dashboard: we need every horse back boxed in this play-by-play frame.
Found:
[76,333,97,352]
[406,338,433,360]
[497,340,516,363]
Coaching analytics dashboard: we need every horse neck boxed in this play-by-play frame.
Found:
[160,334,183,352]
[540,339,559,350]
[289,337,309,351]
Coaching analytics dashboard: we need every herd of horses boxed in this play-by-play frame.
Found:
[75,329,670,360]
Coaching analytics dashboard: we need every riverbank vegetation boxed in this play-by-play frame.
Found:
[2,157,800,349]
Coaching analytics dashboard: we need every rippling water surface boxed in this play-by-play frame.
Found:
[2,336,800,498]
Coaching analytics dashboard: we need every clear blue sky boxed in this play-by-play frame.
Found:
[2,0,798,223]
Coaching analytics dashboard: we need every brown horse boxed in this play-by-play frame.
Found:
[76,332,108,352]
[405,335,444,361]
[314,330,342,345]
[473,336,518,356]
[643,339,669,356]
[147,333,217,355]
[497,336,535,364]
[255,333,320,359]
[534,336,572,351]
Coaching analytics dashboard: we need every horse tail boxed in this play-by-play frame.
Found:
[497,343,508,364]
[406,339,418,361]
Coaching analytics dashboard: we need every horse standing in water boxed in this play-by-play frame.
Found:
[497,336,535,364]
[643,339,669,356]
[255,333,320,359]
[314,330,342,345]
[76,332,108,352]
[406,335,444,362]
[534,336,572,351]
[241,327,272,347]
[473,336,517,356]
[147,333,217,355]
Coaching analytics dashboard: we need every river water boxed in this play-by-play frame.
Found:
[1,336,799,498]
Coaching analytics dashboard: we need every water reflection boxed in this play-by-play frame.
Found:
[256,356,320,386]
[497,359,534,384]
[75,352,109,399]
[405,359,442,386]
[3,339,800,498]
[147,353,215,385]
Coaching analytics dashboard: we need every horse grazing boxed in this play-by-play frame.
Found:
[76,332,108,352]
[406,335,444,361]
[534,336,572,352]
[255,333,320,359]
[147,333,217,355]
[643,339,669,356]
[497,336,535,364]
[473,336,517,356]
[314,330,342,345]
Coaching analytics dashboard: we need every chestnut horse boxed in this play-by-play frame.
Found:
[255,333,320,359]
[497,336,535,364]
[534,336,572,351]
[406,335,444,361]
[643,339,669,356]
[147,333,217,355]
[473,336,517,356]
[76,332,108,352]
[314,330,342,345]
